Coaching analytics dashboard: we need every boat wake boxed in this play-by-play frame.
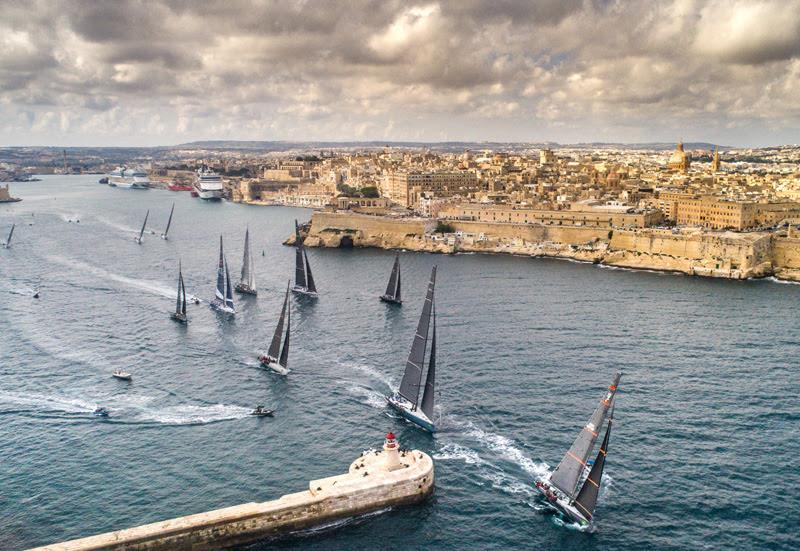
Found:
[0,391,98,415]
[338,360,396,392]
[95,215,139,235]
[133,403,252,425]
[345,384,387,410]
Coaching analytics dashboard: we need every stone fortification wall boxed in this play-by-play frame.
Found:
[447,220,609,245]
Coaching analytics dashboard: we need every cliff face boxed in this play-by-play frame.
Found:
[297,211,800,282]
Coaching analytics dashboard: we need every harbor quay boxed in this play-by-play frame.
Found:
[30,433,433,551]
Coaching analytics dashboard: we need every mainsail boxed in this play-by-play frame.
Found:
[224,260,234,310]
[163,203,174,238]
[549,372,621,498]
[279,302,290,368]
[215,236,225,301]
[268,285,289,359]
[5,223,14,247]
[137,209,149,243]
[398,265,437,406]
[179,271,187,315]
[384,255,400,299]
[419,303,436,419]
[294,221,306,289]
[240,227,255,290]
[573,410,613,521]
[175,261,183,314]
[303,248,317,293]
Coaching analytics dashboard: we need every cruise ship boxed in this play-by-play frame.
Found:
[107,167,150,189]
[193,168,224,200]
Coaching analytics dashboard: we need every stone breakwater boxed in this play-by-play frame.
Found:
[290,211,800,282]
[31,435,433,551]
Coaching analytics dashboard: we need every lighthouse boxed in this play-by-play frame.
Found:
[382,432,402,471]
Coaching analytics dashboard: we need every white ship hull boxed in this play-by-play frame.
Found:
[260,356,289,375]
[195,185,223,200]
[386,394,435,432]
[534,471,592,527]
[291,285,318,297]
[210,298,235,315]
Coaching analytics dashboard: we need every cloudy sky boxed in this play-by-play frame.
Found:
[1,0,799,147]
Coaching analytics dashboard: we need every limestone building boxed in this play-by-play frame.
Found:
[381,171,480,207]
[668,142,691,172]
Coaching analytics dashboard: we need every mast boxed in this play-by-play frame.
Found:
[303,248,316,293]
[384,255,399,298]
[268,284,289,359]
[419,301,436,419]
[175,261,183,314]
[294,221,306,289]
[398,265,436,406]
[215,236,225,301]
[279,299,290,368]
[224,260,234,310]
[163,203,174,238]
[573,410,613,522]
[240,227,251,286]
[549,372,621,498]
[138,210,149,243]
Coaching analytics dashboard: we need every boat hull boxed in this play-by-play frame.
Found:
[209,299,235,315]
[235,284,257,296]
[112,373,132,381]
[259,355,289,375]
[170,312,187,324]
[194,185,223,200]
[386,394,435,432]
[379,295,402,305]
[534,475,591,527]
[291,286,318,298]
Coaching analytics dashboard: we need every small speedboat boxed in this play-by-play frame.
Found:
[250,406,274,417]
[93,407,110,417]
[112,370,132,381]
[32,289,40,299]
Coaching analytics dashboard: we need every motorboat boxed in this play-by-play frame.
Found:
[250,406,274,417]
[93,407,110,417]
[112,370,132,381]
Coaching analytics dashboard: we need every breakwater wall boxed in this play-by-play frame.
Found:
[300,211,800,281]
[31,435,433,551]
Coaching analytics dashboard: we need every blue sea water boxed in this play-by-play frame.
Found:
[1,175,798,550]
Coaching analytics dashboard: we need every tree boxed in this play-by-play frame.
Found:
[436,221,455,233]
[361,186,380,198]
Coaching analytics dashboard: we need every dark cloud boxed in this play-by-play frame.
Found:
[0,0,798,145]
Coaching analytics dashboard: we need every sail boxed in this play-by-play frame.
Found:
[175,261,183,314]
[384,255,399,298]
[240,228,251,286]
[549,372,621,498]
[138,209,149,242]
[163,203,174,237]
[6,223,14,246]
[419,303,436,419]
[224,260,234,309]
[398,265,437,405]
[294,222,306,289]
[268,286,289,359]
[573,413,613,521]
[279,301,290,368]
[180,272,187,315]
[395,263,401,301]
[303,249,317,293]
[215,236,225,301]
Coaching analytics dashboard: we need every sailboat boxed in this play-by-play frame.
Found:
[386,265,437,432]
[235,227,257,295]
[259,282,291,375]
[170,260,188,323]
[161,203,174,240]
[379,254,402,305]
[135,209,149,244]
[209,235,236,315]
[1,223,13,248]
[291,220,318,297]
[534,372,621,528]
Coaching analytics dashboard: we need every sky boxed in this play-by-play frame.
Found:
[1,0,799,147]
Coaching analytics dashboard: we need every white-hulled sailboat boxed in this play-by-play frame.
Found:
[380,253,402,305]
[386,265,437,432]
[209,235,236,315]
[135,209,149,244]
[259,282,291,375]
[291,220,318,297]
[534,372,621,528]
[235,227,257,295]
[1,223,14,248]
[161,203,174,240]
[170,260,188,323]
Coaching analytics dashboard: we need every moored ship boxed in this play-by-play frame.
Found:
[107,166,150,189]
[193,168,224,200]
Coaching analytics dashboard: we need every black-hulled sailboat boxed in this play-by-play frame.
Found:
[235,227,257,295]
[380,254,402,305]
[2,223,13,248]
[535,372,621,528]
[386,265,437,432]
[259,282,291,375]
[161,203,174,240]
[135,209,149,244]
[170,260,188,323]
[292,220,318,297]
[209,235,236,315]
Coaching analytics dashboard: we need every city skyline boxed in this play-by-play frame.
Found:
[2,0,800,147]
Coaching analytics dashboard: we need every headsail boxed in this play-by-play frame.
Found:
[303,248,317,293]
[419,302,436,419]
[268,284,289,359]
[175,261,183,314]
[137,210,149,243]
[294,221,307,289]
[215,236,225,301]
[163,203,174,238]
[179,269,187,316]
[398,265,437,406]
[279,300,290,368]
[549,372,621,498]
[395,261,401,301]
[224,260,235,310]
[384,255,399,298]
[573,410,613,521]
[240,227,255,290]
